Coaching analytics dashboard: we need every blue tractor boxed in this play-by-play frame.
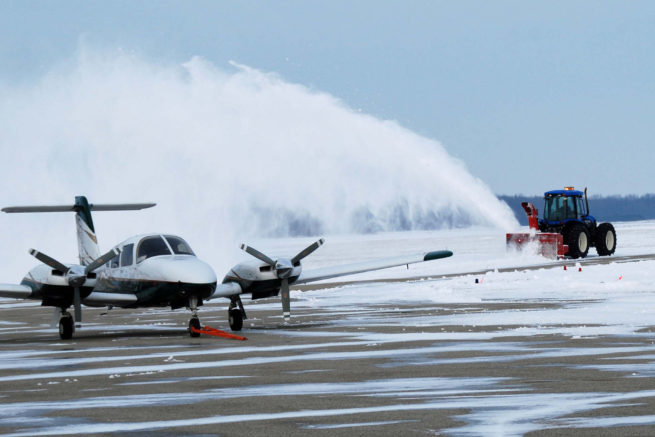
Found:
[538,187,616,258]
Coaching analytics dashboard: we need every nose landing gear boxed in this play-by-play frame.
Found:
[188,295,201,337]
[189,316,201,337]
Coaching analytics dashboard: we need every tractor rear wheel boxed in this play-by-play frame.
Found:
[595,223,616,256]
[565,224,590,259]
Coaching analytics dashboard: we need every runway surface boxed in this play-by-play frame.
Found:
[2,254,655,437]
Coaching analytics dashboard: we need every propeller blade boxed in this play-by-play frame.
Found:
[291,238,325,264]
[281,278,291,322]
[85,247,121,274]
[73,287,82,323]
[29,249,69,273]
[240,244,276,266]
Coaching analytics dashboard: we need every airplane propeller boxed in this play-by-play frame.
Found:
[240,238,325,322]
[29,247,121,323]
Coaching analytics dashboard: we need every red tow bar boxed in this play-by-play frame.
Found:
[191,325,247,341]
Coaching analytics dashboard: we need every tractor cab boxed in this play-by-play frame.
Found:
[541,189,588,225]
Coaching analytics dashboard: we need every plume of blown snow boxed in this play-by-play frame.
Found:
[0,48,517,275]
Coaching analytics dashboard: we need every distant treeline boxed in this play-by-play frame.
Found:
[499,194,655,225]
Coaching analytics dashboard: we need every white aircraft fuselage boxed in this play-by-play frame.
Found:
[19,233,218,309]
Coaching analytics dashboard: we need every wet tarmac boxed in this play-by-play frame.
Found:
[2,286,655,437]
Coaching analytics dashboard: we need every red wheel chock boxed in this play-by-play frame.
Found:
[191,325,247,341]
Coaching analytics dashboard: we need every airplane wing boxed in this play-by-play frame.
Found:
[0,284,33,299]
[294,250,453,284]
[83,291,138,306]
[0,285,139,306]
[208,282,243,299]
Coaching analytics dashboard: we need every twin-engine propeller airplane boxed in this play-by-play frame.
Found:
[0,196,453,340]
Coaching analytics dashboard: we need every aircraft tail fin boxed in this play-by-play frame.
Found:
[73,196,100,266]
[2,196,156,266]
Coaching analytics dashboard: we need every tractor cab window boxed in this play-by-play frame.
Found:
[136,236,172,263]
[120,243,134,266]
[544,195,578,221]
[565,196,576,218]
[164,235,195,256]
[577,197,587,217]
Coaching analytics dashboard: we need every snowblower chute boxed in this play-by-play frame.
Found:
[506,202,567,259]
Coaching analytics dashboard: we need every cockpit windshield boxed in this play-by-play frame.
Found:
[165,235,195,256]
[137,236,172,263]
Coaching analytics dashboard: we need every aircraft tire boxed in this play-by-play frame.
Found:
[59,315,74,340]
[189,317,201,337]
[229,309,243,331]
[595,223,616,256]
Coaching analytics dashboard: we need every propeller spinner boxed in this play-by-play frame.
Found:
[30,247,121,323]
[240,238,324,322]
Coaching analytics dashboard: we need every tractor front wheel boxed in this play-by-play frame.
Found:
[595,223,616,256]
[565,224,590,259]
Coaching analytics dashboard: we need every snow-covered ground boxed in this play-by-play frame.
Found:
[251,220,655,280]
[249,221,655,341]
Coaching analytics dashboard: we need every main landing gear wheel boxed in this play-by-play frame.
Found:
[228,309,243,331]
[564,224,590,259]
[595,222,617,256]
[59,313,74,340]
[189,317,201,337]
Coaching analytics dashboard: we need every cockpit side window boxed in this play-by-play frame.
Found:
[164,236,195,256]
[136,236,172,263]
[107,254,119,269]
[120,243,134,266]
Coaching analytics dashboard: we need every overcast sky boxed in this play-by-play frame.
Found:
[1,1,653,196]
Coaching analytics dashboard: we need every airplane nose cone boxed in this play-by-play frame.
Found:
[149,256,217,284]
[180,258,217,284]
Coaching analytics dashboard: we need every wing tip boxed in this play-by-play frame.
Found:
[424,250,453,261]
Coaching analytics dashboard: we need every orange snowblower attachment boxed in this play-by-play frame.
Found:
[521,202,539,231]
[506,202,568,259]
